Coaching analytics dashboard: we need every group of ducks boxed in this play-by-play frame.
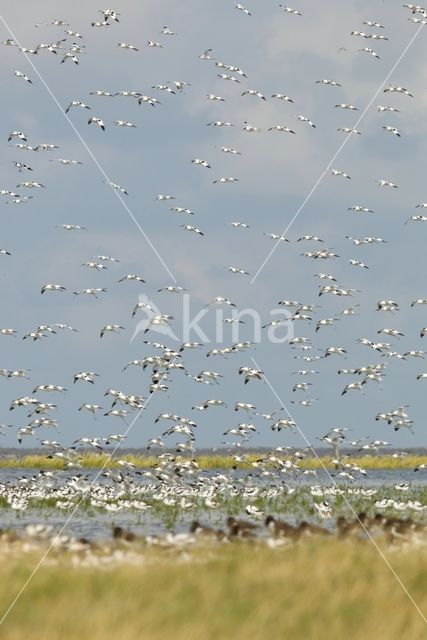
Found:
[111,510,427,548]
[188,515,331,541]
[189,512,427,544]
[0,508,422,561]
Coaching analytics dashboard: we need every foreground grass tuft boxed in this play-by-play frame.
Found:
[0,541,426,639]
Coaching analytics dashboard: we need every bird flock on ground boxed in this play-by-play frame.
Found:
[0,465,426,551]
[1,475,427,557]
[0,1,427,545]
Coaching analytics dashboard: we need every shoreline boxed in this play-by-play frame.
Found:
[0,452,425,470]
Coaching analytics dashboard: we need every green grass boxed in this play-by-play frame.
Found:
[0,452,425,470]
[0,540,426,639]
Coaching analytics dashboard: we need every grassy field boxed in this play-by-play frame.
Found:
[0,540,426,639]
[0,452,425,470]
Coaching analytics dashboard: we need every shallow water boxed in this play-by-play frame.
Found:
[0,468,425,540]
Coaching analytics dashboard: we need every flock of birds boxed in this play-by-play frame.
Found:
[2,508,427,557]
[0,461,426,552]
[0,3,426,544]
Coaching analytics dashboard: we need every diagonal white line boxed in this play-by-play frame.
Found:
[0,14,177,283]
[0,11,178,626]
[0,390,154,627]
[251,356,427,625]
[251,22,426,284]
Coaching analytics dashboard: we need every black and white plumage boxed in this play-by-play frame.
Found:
[88,116,105,130]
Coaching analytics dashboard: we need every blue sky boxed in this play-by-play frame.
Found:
[0,0,427,450]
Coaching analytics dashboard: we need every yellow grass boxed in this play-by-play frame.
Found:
[0,540,426,639]
[0,452,425,470]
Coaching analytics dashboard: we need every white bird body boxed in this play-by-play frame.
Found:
[377,105,400,112]
[191,158,211,168]
[73,288,107,298]
[337,127,361,135]
[359,47,380,59]
[117,42,139,51]
[228,266,249,275]
[331,169,351,179]
[79,404,103,417]
[217,74,240,82]
[235,3,252,15]
[383,126,400,137]
[207,297,236,307]
[377,179,398,188]
[41,284,66,294]
[280,6,302,15]
[114,120,136,127]
[118,274,145,283]
[65,101,91,113]
[268,125,295,133]
[335,103,358,110]
[242,89,266,100]
[14,70,32,83]
[271,93,294,102]
[316,79,342,86]
[384,85,413,97]
[100,324,125,338]
[213,176,239,184]
[297,115,316,127]
[181,224,204,236]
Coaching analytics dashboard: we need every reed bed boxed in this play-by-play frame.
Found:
[0,540,426,639]
[0,452,425,470]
